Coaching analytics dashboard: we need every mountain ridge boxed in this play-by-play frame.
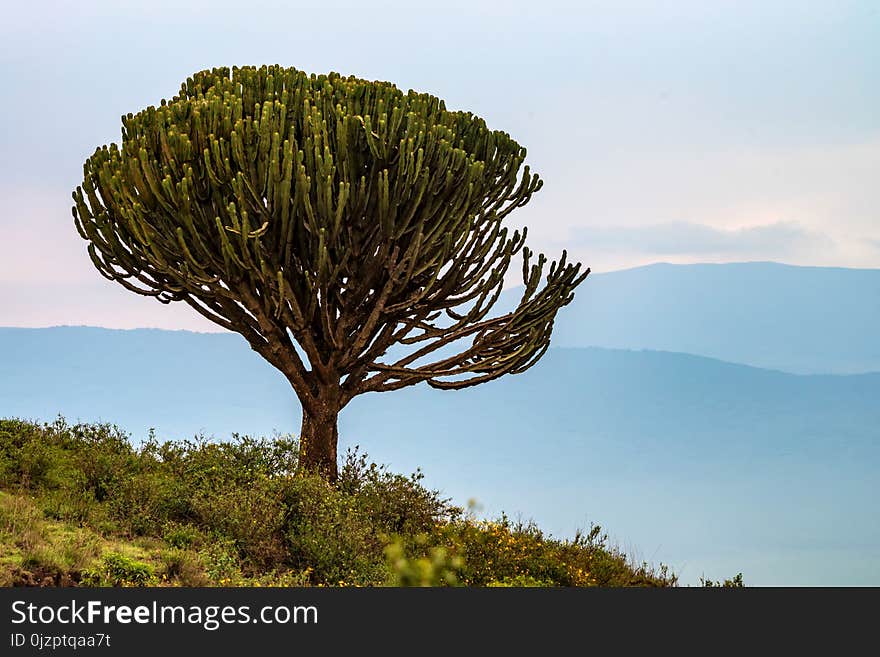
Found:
[4,324,880,380]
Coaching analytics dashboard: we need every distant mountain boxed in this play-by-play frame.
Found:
[1,326,878,585]
[506,261,880,374]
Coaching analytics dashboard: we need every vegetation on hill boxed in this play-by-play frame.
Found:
[0,417,685,587]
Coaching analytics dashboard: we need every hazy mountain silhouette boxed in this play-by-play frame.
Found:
[501,261,880,374]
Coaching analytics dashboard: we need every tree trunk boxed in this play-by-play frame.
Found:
[298,403,340,482]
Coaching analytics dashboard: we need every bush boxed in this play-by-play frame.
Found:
[162,522,202,550]
[191,476,288,569]
[701,573,744,587]
[159,548,210,586]
[339,448,457,535]
[0,419,51,486]
[85,552,155,587]
[199,538,242,585]
[384,535,463,586]
[284,474,385,586]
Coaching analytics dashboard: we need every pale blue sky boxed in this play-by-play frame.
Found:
[1,0,877,329]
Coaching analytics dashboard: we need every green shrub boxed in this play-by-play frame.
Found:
[191,477,288,568]
[107,470,190,536]
[701,573,744,587]
[0,419,48,486]
[41,487,99,525]
[199,538,242,585]
[384,535,463,586]
[85,552,155,587]
[486,575,554,587]
[284,474,384,586]
[162,522,202,550]
[339,449,457,535]
[159,548,210,586]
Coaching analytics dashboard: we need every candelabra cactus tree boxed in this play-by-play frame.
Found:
[73,66,589,481]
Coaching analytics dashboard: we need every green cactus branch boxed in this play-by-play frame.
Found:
[73,65,589,480]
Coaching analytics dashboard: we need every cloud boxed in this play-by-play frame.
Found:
[570,221,834,258]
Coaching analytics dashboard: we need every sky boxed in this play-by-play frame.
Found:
[1,0,878,330]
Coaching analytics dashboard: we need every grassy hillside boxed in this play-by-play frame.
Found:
[0,417,685,587]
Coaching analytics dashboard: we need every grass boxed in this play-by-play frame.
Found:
[0,490,160,586]
[0,416,703,587]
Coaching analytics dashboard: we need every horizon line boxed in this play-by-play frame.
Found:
[2,326,879,379]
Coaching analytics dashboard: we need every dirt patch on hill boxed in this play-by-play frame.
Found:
[9,566,82,587]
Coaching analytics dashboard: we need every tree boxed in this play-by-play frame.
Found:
[73,66,589,481]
